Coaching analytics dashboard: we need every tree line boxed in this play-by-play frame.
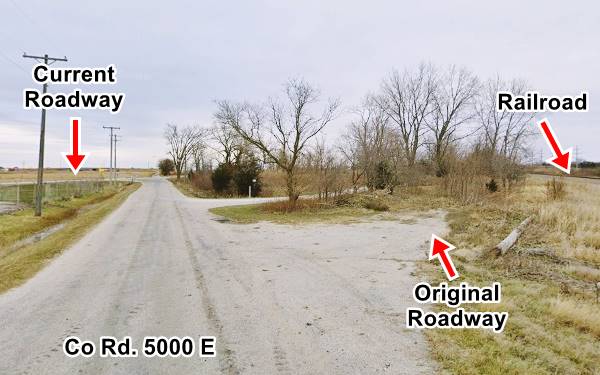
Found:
[162,63,536,205]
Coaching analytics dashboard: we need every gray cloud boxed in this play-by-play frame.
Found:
[1,0,598,167]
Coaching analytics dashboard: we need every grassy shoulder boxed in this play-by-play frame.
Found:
[211,201,379,224]
[420,176,600,375]
[169,177,217,198]
[0,168,154,183]
[421,254,600,375]
[0,183,140,293]
[209,193,414,224]
[210,185,455,225]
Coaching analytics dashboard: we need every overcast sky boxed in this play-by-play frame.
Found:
[1,0,599,168]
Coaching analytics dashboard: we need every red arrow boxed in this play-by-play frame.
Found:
[538,119,572,174]
[61,117,90,175]
[429,234,458,281]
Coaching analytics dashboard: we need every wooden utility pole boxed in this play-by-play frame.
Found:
[22,53,68,216]
[102,126,120,183]
[113,135,122,181]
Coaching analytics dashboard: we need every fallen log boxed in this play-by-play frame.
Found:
[493,216,533,255]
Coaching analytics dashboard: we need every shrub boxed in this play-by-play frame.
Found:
[485,178,498,193]
[190,170,213,191]
[158,159,175,176]
[546,177,566,200]
[441,148,489,204]
[333,194,353,207]
[261,198,328,213]
[232,155,262,197]
[373,161,394,190]
[211,163,234,194]
[363,199,389,212]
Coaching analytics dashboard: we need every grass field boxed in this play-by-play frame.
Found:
[422,175,600,374]
[210,184,456,224]
[211,198,383,224]
[0,168,155,183]
[0,180,119,207]
[528,164,600,179]
[213,174,600,374]
[0,183,140,293]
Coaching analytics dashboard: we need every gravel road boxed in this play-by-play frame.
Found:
[0,177,444,374]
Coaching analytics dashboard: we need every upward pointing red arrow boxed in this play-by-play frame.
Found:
[62,117,90,175]
[429,234,458,281]
[538,119,572,174]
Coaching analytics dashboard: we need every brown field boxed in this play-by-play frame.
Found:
[528,164,600,179]
[0,168,155,183]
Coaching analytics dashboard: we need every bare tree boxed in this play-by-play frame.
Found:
[164,124,202,180]
[307,140,346,201]
[215,79,340,205]
[475,77,536,187]
[379,63,437,167]
[338,136,363,193]
[427,65,479,176]
[344,95,401,192]
[477,77,535,160]
[210,115,244,165]
[191,137,208,173]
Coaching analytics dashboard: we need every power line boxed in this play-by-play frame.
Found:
[113,135,122,179]
[8,0,63,53]
[0,51,29,74]
[22,52,69,217]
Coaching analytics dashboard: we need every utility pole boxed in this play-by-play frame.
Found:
[113,134,121,181]
[22,53,68,216]
[102,126,119,182]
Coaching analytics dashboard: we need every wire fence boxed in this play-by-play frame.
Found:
[0,180,124,207]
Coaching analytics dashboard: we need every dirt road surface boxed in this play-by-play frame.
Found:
[0,177,445,374]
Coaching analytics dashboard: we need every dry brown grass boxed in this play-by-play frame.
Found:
[545,177,566,200]
[533,178,600,263]
[529,165,600,179]
[169,177,217,198]
[260,169,287,197]
[259,198,331,213]
[0,183,140,293]
[211,193,393,224]
[0,168,154,182]
[449,175,600,264]
[550,298,600,337]
[422,174,600,374]
[565,264,600,282]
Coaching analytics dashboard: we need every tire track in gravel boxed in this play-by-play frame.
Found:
[173,202,240,375]
[174,199,296,374]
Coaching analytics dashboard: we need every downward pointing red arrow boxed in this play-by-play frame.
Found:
[62,117,90,175]
[429,234,458,281]
[538,119,572,174]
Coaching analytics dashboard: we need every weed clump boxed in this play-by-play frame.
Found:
[545,177,566,200]
[363,199,389,212]
[485,178,498,193]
